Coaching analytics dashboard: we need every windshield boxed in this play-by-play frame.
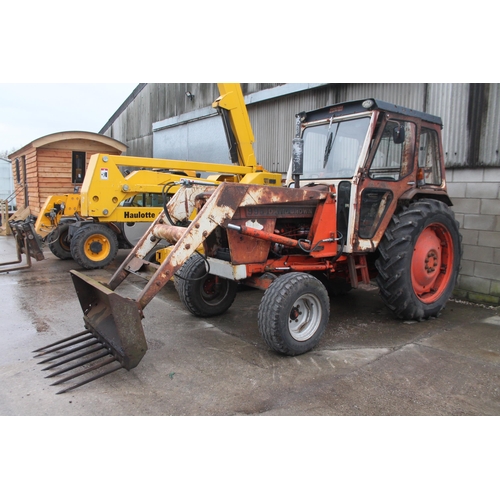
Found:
[302,117,370,179]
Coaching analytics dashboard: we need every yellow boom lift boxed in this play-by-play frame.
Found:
[1,84,281,272]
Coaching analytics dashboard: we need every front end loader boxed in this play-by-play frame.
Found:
[35,98,462,394]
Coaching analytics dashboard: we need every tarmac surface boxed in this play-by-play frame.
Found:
[1,234,500,416]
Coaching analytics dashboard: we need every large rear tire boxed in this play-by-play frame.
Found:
[70,224,119,270]
[174,253,238,317]
[48,224,72,260]
[375,199,462,320]
[258,272,329,355]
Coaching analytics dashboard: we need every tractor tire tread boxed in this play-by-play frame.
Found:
[174,253,237,317]
[258,272,329,356]
[375,198,462,321]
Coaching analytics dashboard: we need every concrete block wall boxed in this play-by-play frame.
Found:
[447,167,500,305]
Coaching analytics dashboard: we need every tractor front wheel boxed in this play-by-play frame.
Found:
[375,199,462,320]
[174,253,238,317]
[70,224,119,270]
[258,272,329,355]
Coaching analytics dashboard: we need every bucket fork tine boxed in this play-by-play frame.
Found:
[36,339,100,364]
[33,333,94,357]
[55,365,123,395]
[50,356,119,386]
[36,270,147,393]
[45,351,113,379]
[33,329,90,353]
[40,345,106,371]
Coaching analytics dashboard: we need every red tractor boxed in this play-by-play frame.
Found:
[36,97,462,393]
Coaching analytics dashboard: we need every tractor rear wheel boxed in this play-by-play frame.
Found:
[375,199,462,320]
[70,224,119,270]
[48,224,72,260]
[174,253,238,317]
[258,272,329,355]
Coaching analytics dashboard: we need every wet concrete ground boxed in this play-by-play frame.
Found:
[1,234,500,416]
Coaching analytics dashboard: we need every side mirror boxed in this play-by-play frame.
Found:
[393,124,405,144]
[291,138,304,188]
[292,138,304,176]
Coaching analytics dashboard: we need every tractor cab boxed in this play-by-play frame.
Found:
[289,98,451,253]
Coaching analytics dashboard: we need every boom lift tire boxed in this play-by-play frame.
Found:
[48,224,72,260]
[174,253,238,317]
[258,272,330,356]
[70,223,119,270]
[375,198,462,321]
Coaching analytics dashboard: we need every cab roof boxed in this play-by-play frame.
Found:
[300,98,442,127]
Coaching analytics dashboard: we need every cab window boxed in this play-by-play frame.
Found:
[369,120,415,181]
[122,193,163,207]
[302,117,371,179]
[418,128,442,185]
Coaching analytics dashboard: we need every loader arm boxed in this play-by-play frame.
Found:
[111,182,329,310]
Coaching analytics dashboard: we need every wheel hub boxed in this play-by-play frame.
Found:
[288,294,321,342]
[84,234,111,260]
[202,277,219,297]
[89,241,103,254]
[290,305,301,321]
[411,223,453,302]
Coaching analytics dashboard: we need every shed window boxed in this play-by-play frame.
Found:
[72,151,86,183]
[15,158,20,183]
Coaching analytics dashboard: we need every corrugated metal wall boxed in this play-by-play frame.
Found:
[249,83,429,173]
[105,83,283,158]
[481,83,500,166]
[103,83,500,173]
[427,83,470,167]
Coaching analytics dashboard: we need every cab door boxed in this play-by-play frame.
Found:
[353,117,417,251]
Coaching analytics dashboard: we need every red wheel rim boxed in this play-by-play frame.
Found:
[202,276,216,297]
[411,223,454,304]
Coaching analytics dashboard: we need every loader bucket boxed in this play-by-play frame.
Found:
[34,270,147,393]
[70,270,147,368]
